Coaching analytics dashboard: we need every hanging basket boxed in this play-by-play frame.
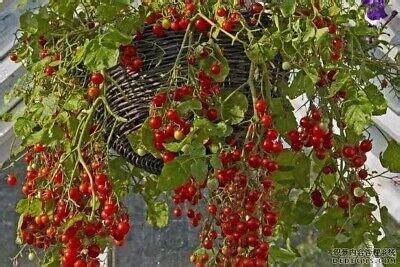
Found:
[103,20,283,175]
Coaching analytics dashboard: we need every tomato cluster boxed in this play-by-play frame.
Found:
[172,178,206,227]
[287,107,333,159]
[287,103,372,211]
[144,1,267,39]
[15,131,131,266]
[313,15,344,62]
[119,44,143,73]
[167,108,282,267]
[194,106,281,267]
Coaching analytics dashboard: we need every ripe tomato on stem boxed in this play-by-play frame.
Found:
[88,86,100,99]
[7,175,17,186]
[217,7,227,17]
[195,18,210,32]
[211,62,221,75]
[255,99,267,113]
[10,53,18,62]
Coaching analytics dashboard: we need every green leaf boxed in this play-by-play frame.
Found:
[351,25,378,36]
[102,28,132,47]
[187,141,206,156]
[288,71,314,98]
[210,154,223,169]
[47,124,64,145]
[315,207,344,232]
[72,40,89,66]
[158,155,193,191]
[163,142,181,153]
[193,118,232,139]
[246,42,278,63]
[335,233,351,243]
[293,200,314,225]
[329,72,350,96]
[14,117,35,137]
[343,96,373,135]
[66,116,80,138]
[146,200,169,228]
[303,66,319,84]
[140,119,159,157]
[199,43,230,82]
[16,198,42,216]
[177,99,202,114]
[41,247,60,267]
[108,156,132,197]
[220,90,248,124]
[317,235,336,251]
[42,95,59,117]
[380,206,390,228]
[63,93,88,111]
[49,0,79,17]
[20,11,38,34]
[328,3,341,15]
[280,0,296,17]
[363,84,387,115]
[380,140,400,172]
[216,122,233,137]
[127,129,142,151]
[116,13,146,35]
[190,158,208,182]
[315,27,329,44]
[303,23,316,42]
[61,214,85,231]
[274,150,311,188]
[83,38,120,70]
[269,98,297,135]
[35,7,51,35]
[163,131,197,153]
[269,245,298,264]
[390,76,400,88]
[97,4,126,23]
[23,128,45,146]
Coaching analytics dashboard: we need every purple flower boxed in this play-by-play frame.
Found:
[362,0,388,20]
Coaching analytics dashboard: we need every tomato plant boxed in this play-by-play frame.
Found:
[2,0,400,266]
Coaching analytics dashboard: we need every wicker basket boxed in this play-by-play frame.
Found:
[103,18,282,175]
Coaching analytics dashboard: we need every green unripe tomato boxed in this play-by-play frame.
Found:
[210,144,219,154]
[28,252,35,261]
[161,18,171,29]
[282,61,291,70]
[174,130,184,141]
[353,187,365,197]
[137,148,146,156]
[28,163,36,170]
[318,122,329,134]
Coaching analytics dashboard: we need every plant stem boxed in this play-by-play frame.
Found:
[248,62,258,116]
[169,19,194,86]
[261,62,274,106]
[99,96,128,123]
[198,13,247,45]
[77,97,102,218]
